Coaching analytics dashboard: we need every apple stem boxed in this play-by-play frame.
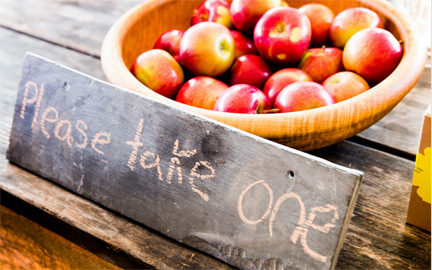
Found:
[321,45,326,53]
[261,108,280,114]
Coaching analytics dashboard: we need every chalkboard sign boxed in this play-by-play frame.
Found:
[7,53,363,270]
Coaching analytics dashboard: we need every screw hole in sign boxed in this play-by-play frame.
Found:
[288,170,295,178]
[63,82,70,92]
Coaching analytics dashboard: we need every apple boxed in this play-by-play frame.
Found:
[175,76,229,110]
[254,6,311,65]
[153,29,184,61]
[130,49,184,99]
[322,71,370,102]
[230,0,284,34]
[190,0,233,29]
[213,84,272,114]
[274,81,335,112]
[298,3,335,47]
[263,68,312,106]
[297,46,344,83]
[343,28,402,85]
[329,7,383,48]
[230,30,258,59]
[230,54,272,89]
[179,22,236,77]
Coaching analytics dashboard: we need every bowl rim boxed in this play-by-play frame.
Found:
[101,0,427,150]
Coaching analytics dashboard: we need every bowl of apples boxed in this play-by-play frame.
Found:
[101,0,427,151]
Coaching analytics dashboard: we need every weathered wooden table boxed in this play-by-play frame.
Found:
[0,0,430,269]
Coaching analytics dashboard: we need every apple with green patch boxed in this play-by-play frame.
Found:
[329,7,383,48]
[254,6,311,65]
[130,49,184,99]
[190,0,233,29]
[179,22,236,77]
[343,28,402,85]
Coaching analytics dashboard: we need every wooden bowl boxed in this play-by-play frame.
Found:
[101,0,427,151]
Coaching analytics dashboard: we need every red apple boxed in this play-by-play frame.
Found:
[230,54,272,89]
[322,71,370,102]
[274,81,335,112]
[343,28,402,85]
[263,68,312,106]
[297,46,344,83]
[213,84,272,114]
[254,6,311,65]
[130,49,184,99]
[230,30,258,59]
[329,7,383,48]
[153,29,184,61]
[190,0,233,29]
[179,22,236,77]
[298,3,335,47]
[230,0,284,34]
[175,76,229,110]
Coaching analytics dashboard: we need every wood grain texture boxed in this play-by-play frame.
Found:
[0,28,232,270]
[309,141,431,270]
[6,53,362,269]
[0,26,106,156]
[101,0,427,151]
[0,1,430,268]
[357,68,431,157]
[0,0,142,57]
[0,0,428,155]
[1,140,429,270]
[0,205,121,270]
[0,164,233,270]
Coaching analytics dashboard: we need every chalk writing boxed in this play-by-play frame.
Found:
[238,180,274,225]
[75,120,88,149]
[41,107,59,139]
[140,150,163,181]
[126,118,144,170]
[189,160,215,202]
[54,119,73,147]
[20,80,112,162]
[290,204,339,263]
[238,179,339,263]
[126,118,215,202]
[9,56,362,270]
[91,131,111,155]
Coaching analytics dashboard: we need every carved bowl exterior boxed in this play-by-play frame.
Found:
[101,0,426,151]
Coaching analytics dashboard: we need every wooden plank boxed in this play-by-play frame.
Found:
[0,26,105,158]
[0,165,232,270]
[1,0,429,156]
[357,67,431,157]
[0,17,429,270]
[0,205,121,270]
[0,28,231,270]
[309,141,431,270]
[0,0,142,57]
[6,53,363,269]
[1,140,429,269]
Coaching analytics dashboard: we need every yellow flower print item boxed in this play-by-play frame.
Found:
[413,147,431,204]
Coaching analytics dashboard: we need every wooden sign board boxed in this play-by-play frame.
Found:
[7,53,363,270]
